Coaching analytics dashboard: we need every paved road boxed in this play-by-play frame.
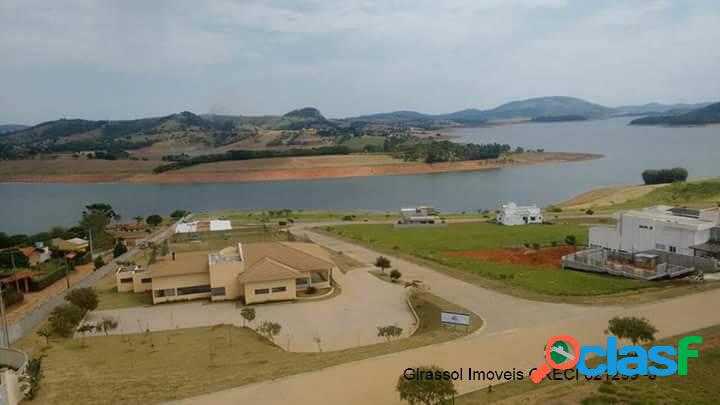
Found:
[296,227,614,334]
[173,226,720,405]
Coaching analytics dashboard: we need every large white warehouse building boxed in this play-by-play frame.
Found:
[497,202,543,226]
[589,206,720,255]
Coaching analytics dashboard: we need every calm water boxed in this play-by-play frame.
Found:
[2,118,719,233]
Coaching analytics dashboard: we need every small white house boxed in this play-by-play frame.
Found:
[497,202,543,226]
[400,206,439,224]
[589,206,720,255]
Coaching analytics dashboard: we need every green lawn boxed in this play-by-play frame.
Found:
[339,136,386,151]
[606,178,720,211]
[18,290,479,404]
[457,325,720,405]
[326,223,653,297]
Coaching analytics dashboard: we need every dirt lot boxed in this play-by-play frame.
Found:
[445,245,577,268]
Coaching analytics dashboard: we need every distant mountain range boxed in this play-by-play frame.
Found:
[629,102,720,126]
[0,124,28,134]
[1,96,715,157]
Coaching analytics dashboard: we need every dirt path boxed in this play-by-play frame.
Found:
[172,228,720,405]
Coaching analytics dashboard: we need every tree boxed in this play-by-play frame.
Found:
[256,321,282,343]
[93,256,105,270]
[642,167,688,185]
[84,203,120,222]
[36,326,52,346]
[95,317,119,336]
[240,307,256,327]
[133,215,144,226]
[397,366,457,405]
[113,241,128,258]
[77,324,95,346]
[64,287,99,312]
[390,269,402,283]
[377,324,404,342]
[146,214,163,226]
[375,256,391,273]
[606,316,657,345]
[48,303,85,337]
[170,210,189,219]
[565,235,577,246]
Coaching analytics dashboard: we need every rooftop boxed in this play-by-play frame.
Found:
[623,206,719,229]
[143,252,209,278]
[243,242,334,273]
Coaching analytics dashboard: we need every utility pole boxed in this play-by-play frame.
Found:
[88,228,95,259]
[10,250,20,292]
[0,281,9,348]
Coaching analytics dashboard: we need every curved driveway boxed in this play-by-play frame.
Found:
[172,225,720,405]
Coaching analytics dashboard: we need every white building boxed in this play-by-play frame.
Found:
[399,206,439,224]
[589,206,720,255]
[497,202,543,226]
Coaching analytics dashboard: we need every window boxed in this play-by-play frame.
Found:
[141,278,151,284]
[120,278,133,284]
[255,288,270,295]
[271,286,287,293]
[639,225,648,229]
[669,246,677,253]
[155,289,175,298]
[296,277,309,287]
[177,285,211,296]
[211,287,226,296]
[655,243,667,251]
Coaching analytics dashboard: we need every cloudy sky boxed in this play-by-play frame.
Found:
[1,0,719,123]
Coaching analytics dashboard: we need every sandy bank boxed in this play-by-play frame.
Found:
[0,152,602,184]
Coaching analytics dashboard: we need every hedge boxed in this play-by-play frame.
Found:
[30,265,70,291]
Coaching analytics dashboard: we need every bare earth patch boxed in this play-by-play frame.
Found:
[445,245,577,268]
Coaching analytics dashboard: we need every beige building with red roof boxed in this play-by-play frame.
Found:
[117,242,335,305]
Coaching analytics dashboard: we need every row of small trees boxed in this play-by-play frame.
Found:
[40,287,117,341]
[641,167,688,185]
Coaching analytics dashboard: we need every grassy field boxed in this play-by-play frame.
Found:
[457,324,720,405]
[193,209,493,226]
[17,291,479,404]
[558,177,720,212]
[325,222,657,297]
[339,135,386,151]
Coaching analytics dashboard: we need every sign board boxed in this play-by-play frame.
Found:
[441,311,470,326]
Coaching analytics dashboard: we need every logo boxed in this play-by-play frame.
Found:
[530,334,702,384]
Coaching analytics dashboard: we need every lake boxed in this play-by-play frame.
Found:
[2,117,719,233]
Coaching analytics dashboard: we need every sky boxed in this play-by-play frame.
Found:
[1,0,719,124]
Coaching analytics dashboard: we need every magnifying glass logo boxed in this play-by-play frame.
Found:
[530,334,580,384]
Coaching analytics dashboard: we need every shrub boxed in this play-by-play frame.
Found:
[551,241,558,247]
[29,265,69,291]
[170,209,189,219]
[49,303,85,337]
[64,287,99,312]
[113,242,128,258]
[341,215,353,221]
[565,235,577,246]
[390,269,402,282]
[146,214,163,226]
[22,356,43,400]
[93,256,105,270]
[532,243,541,250]
[278,221,287,226]
[2,288,23,307]
[547,206,563,213]
[585,209,595,215]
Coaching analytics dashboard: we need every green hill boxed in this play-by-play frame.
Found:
[630,102,720,126]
